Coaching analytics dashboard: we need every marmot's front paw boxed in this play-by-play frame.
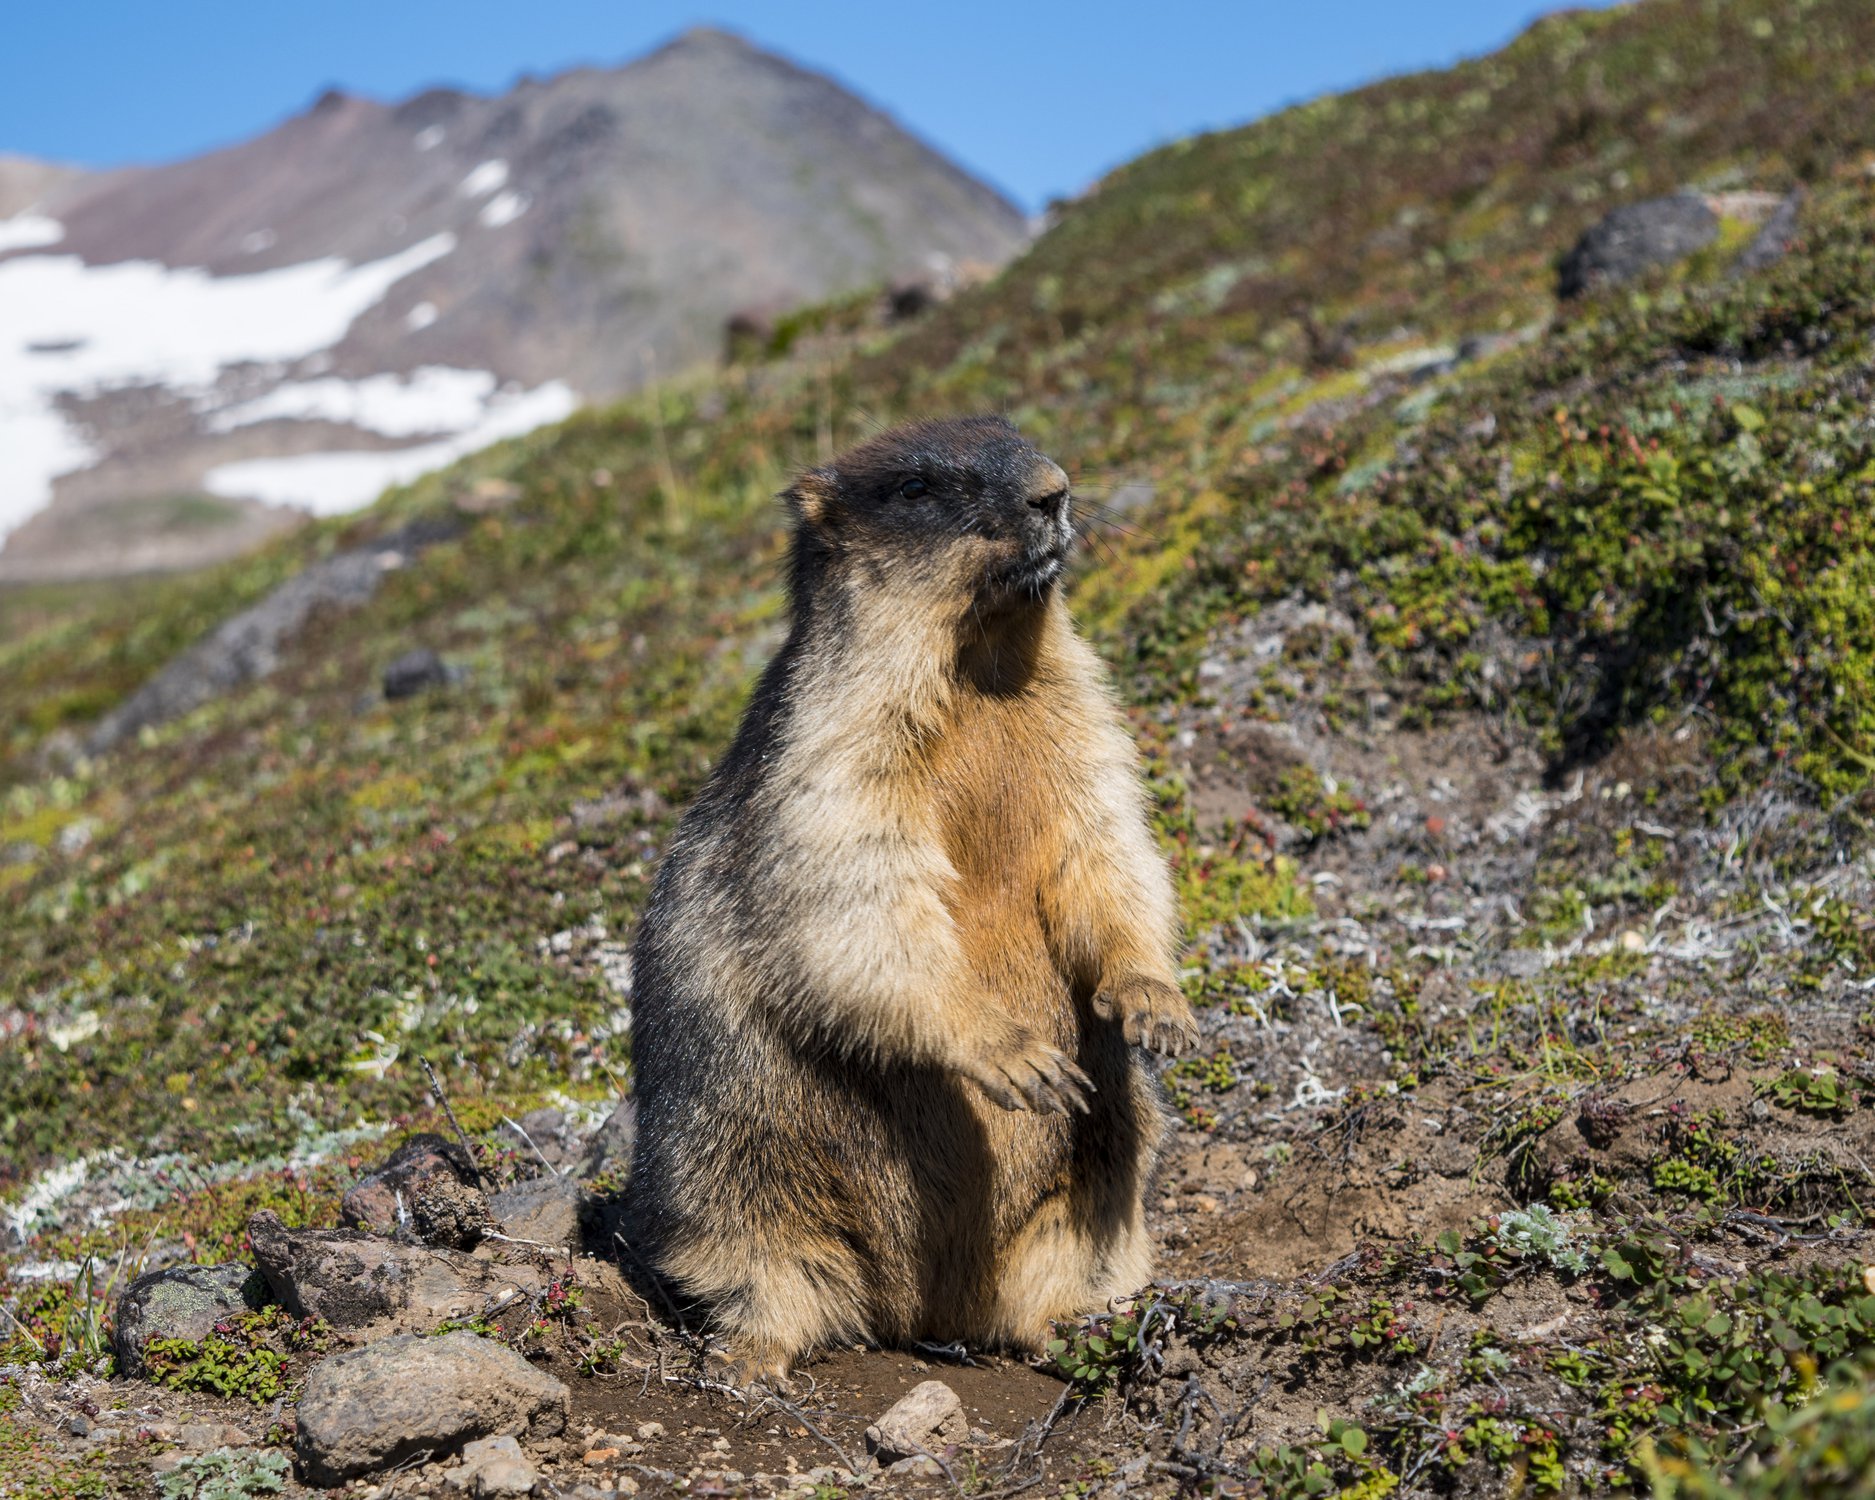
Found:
[962,1027,1094,1115]
[1093,976,1200,1056]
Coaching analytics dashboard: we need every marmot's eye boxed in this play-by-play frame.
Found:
[897,478,928,500]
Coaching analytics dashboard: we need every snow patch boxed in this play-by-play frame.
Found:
[205,366,500,438]
[204,380,578,516]
[0,233,456,538]
[0,212,63,254]
[459,158,509,197]
[406,300,440,331]
[240,228,278,255]
[414,124,446,151]
[479,190,530,229]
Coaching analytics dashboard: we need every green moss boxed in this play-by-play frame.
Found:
[144,1307,331,1403]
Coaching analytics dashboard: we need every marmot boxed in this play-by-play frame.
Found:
[625,415,1196,1383]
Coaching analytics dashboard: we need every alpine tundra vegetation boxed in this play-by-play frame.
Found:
[5,0,1875,1495]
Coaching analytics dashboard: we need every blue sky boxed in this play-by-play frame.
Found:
[2,3,1611,212]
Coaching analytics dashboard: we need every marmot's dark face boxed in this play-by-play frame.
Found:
[790,416,1074,607]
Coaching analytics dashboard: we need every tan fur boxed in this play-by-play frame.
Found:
[625,417,1194,1383]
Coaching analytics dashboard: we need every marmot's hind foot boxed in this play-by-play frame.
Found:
[707,1342,795,1396]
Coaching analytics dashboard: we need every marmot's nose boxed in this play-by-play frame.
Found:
[1025,459,1071,512]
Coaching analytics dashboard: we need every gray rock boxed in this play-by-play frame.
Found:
[1736,189,1803,274]
[383,648,456,700]
[864,1380,968,1462]
[112,1262,269,1378]
[1557,194,1718,299]
[500,1107,578,1170]
[488,1174,585,1251]
[579,1099,637,1183]
[247,1210,541,1335]
[294,1331,568,1486]
[178,1421,254,1452]
[84,517,467,752]
[340,1132,485,1241]
[442,1434,542,1495]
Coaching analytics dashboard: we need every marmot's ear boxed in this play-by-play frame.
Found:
[784,470,837,528]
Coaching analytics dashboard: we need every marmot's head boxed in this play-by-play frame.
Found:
[786,416,1073,612]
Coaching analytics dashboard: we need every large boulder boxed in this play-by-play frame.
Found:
[113,1262,270,1377]
[294,1331,568,1486]
[247,1211,541,1336]
[1557,194,1718,299]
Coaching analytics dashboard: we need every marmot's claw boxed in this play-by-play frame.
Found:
[1098,976,1200,1057]
[708,1346,795,1395]
[967,1030,1095,1115]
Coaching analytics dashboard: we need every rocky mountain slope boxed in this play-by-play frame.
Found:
[0,28,1026,581]
[5,0,1875,1495]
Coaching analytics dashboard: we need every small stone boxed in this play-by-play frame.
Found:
[1618,929,1647,953]
[295,1331,568,1485]
[179,1421,253,1451]
[635,1422,664,1441]
[1192,1194,1221,1213]
[1863,1265,1875,1296]
[865,1379,968,1462]
[473,1457,540,1497]
[340,1133,484,1239]
[408,1173,496,1251]
[888,1455,943,1478]
[113,1262,270,1378]
[384,648,456,700]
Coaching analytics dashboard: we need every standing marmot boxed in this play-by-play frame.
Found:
[625,415,1196,1383]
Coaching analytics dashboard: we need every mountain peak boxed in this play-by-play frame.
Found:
[0,25,1028,579]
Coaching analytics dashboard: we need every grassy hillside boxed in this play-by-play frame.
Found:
[5,0,1875,1494]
